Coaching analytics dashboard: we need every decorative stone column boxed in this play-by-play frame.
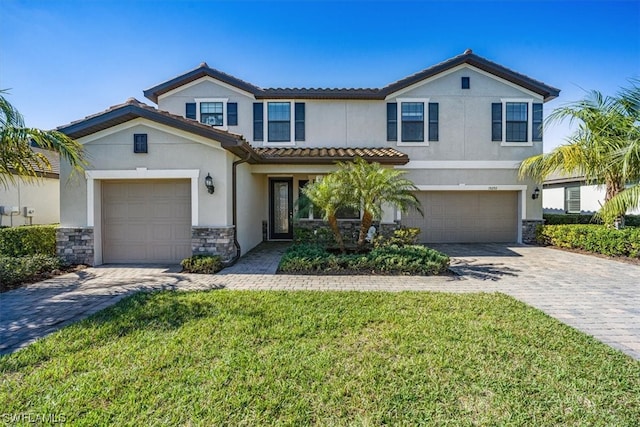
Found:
[192,226,235,262]
[56,227,95,266]
[521,220,544,244]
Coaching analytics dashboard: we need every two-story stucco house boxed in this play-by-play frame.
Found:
[57,49,559,266]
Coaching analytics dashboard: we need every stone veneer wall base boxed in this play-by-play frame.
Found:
[521,219,544,244]
[56,227,95,266]
[294,220,400,243]
[192,226,236,262]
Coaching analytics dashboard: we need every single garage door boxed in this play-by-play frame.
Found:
[402,191,518,243]
[102,180,191,263]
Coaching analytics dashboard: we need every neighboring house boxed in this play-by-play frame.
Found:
[57,49,559,266]
[0,148,60,227]
[543,174,639,214]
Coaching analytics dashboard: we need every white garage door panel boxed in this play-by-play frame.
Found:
[102,180,191,263]
[403,191,518,243]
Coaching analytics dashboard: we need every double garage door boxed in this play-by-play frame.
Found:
[102,180,192,263]
[402,191,518,243]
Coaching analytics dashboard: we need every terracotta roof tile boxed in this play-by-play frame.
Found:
[144,50,560,103]
[253,147,409,165]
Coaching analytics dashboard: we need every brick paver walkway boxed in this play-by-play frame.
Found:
[1,243,639,360]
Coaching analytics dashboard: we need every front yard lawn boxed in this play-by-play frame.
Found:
[1,291,638,425]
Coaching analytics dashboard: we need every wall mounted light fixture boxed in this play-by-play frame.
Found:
[531,187,540,200]
[205,173,215,194]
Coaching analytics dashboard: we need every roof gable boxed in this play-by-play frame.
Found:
[58,98,247,147]
[381,50,559,101]
[143,50,560,103]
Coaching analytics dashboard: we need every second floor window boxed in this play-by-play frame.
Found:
[401,102,424,142]
[268,102,291,142]
[492,100,543,144]
[505,102,528,142]
[388,99,438,144]
[200,102,224,126]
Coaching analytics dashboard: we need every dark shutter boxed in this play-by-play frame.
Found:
[532,103,543,141]
[461,77,470,89]
[428,102,439,141]
[491,103,502,141]
[133,134,148,153]
[185,103,196,120]
[253,103,264,141]
[227,103,238,126]
[387,103,397,141]
[295,102,305,141]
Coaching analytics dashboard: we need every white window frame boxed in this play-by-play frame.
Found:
[396,97,430,147]
[565,185,581,214]
[195,97,229,130]
[499,98,536,147]
[262,100,298,146]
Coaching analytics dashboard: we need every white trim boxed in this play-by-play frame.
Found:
[396,97,430,147]
[75,118,226,151]
[85,168,200,226]
[156,76,256,101]
[499,98,536,146]
[396,160,520,170]
[262,100,298,147]
[251,164,337,174]
[195,97,229,130]
[385,64,544,100]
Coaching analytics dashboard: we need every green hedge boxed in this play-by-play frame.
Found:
[278,243,450,275]
[543,214,640,226]
[538,224,640,258]
[181,255,223,274]
[0,225,57,257]
[0,254,62,291]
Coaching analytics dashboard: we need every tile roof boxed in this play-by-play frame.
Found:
[58,98,249,147]
[32,148,60,177]
[144,49,560,103]
[254,147,409,165]
[57,99,408,165]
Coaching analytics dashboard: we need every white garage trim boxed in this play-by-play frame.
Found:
[85,168,200,226]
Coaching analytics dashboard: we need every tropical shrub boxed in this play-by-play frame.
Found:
[0,254,61,291]
[538,224,640,257]
[278,243,449,275]
[180,255,223,274]
[373,227,421,248]
[0,225,57,257]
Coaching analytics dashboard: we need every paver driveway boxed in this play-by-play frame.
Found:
[1,243,639,360]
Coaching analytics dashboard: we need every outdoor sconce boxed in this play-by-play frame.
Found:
[531,187,540,200]
[204,173,215,194]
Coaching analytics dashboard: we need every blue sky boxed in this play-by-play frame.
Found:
[1,0,639,151]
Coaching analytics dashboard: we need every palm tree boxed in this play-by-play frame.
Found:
[301,173,348,252]
[0,90,86,187]
[598,80,640,221]
[519,86,640,225]
[337,157,423,247]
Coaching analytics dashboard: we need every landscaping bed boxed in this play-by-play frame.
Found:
[1,291,638,425]
[0,225,78,292]
[278,243,450,275]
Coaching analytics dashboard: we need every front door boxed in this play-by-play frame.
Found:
[269,178,293,240]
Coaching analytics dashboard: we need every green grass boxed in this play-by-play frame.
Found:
[1,291,639,425]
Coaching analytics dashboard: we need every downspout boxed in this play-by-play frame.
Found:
[225,151,253,266]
